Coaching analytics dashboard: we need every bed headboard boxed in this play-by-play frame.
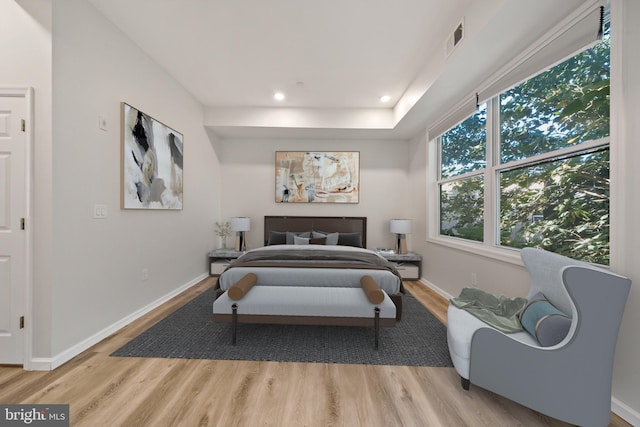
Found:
[264,216,367,247]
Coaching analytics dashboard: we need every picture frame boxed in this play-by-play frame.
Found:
[275,151,360,203]
[121,102,183,210]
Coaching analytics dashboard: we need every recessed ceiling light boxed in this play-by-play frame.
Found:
[380,95,391,103]
[274,92,285,101]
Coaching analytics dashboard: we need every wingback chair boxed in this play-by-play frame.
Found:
[446,247,631,427]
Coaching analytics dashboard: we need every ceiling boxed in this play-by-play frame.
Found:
[87,0,593,140]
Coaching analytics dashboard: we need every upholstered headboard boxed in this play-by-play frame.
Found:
[264,216,367,247]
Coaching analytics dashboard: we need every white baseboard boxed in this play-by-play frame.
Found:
[418,276,639,425]
[28,273,208,371]
[612,397,640,427]
[28,358,56,371]
[418,276,454,300]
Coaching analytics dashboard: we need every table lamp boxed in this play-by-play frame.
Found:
[390,219,412,254]
[230,217,250,251]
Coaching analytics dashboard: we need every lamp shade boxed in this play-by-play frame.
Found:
[230,217,251,232]
[390,219,412,234]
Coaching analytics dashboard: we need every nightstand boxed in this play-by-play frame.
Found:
[208,248,244,276]
[377,251,422,280]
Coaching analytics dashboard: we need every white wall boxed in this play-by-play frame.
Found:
[609,0,640,421]
[48,0,222,356]
[0,0,54,359]
[218,139,410,250]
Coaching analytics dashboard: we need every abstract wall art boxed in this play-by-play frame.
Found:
[121,103,183,210]
[275,151,360,203]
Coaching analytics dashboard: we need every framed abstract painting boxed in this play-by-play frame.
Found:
[121,103,183,210]
[275,151,360,203]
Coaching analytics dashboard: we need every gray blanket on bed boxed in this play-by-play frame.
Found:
[227,248,405,293]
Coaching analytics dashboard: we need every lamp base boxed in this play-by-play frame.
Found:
[395,234,408,255]
[235,231,246,252]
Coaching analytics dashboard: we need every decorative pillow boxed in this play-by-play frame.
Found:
[293,235,310,245]
[337,232,363,248]
[312,231,339,245]
[286,231,311,244]
[325,233,339,245]
[267,231,287,245]
[309,237,327,245]
[520,292,571,347]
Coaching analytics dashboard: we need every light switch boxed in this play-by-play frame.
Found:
[98,116,108,131]
[94,204,108,219]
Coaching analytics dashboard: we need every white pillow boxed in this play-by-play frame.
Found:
[286,231,310,244]
[294,235,310,245]
[312,231,339,245]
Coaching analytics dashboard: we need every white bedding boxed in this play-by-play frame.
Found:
[218,245,402,295]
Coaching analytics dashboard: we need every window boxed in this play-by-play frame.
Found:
[434,26,610,265]
[439,105,486,242]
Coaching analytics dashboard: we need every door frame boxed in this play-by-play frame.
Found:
[1,87,34,369]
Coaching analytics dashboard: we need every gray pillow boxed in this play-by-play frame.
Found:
[337,232,363,248]
[293,235,310,245]
[520,292,571,346]
[312,231,339,245]
[286,231,311,244]
[267,231,287,245]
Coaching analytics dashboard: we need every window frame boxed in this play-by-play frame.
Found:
[436,102,488,243]
[429,99,611,266]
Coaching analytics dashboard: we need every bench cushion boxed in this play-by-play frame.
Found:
[213,286,396,319]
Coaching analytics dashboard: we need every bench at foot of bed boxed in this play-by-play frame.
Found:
[212,285,397,349]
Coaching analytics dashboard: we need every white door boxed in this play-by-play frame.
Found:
[0,92,28,364]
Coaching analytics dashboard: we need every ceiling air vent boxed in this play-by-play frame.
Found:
[445,19,464,58]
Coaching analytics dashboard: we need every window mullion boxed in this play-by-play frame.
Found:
[428,136,441,241]
[484,98,499,247]
[496,137,610,173]
[436,136,442,181]
[437,169,485,185]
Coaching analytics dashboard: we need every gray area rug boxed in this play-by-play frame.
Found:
[111,287,453,367]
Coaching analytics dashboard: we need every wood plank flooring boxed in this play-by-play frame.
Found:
[0,278,630,427]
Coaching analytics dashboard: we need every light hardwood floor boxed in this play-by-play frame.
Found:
[0,278,630,427]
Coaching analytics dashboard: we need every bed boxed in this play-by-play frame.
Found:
[216,216,404,319]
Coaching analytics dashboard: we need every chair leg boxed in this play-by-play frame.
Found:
[461,377,470,390]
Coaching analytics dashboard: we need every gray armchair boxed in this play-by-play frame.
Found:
[447,248,631,427]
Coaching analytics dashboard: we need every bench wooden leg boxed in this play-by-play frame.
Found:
[374,307,380,349]
[232,303,238,345]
